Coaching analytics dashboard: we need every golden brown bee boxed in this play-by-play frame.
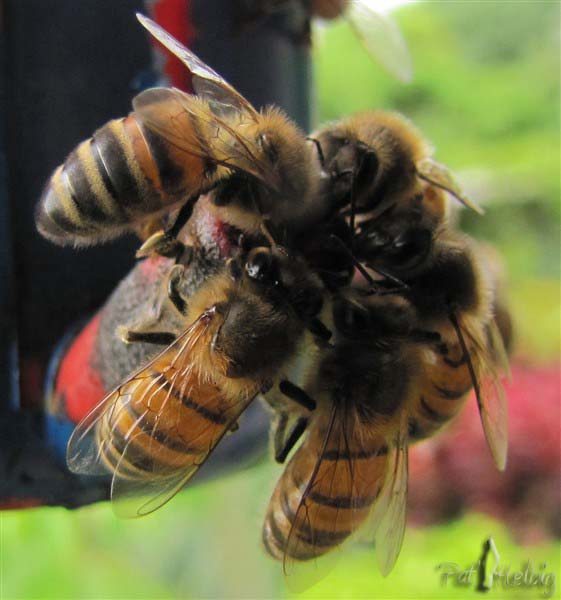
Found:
[309,110,486,296]
[315,111,477,215]
[313,110,483,220]
[263,293,417,574]
[36,15,321,256]
[66,244,328,516]
[374,230,509,470]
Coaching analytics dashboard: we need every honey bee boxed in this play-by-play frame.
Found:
[308,110,487,298]
[240,0,412,82]
[36,15,322,257]
[365,229,509,470]
[312,111,484,223]
[66,244,329,515]
[263,293,419,573]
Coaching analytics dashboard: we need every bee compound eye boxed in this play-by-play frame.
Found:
[245,250,278,284]
[391,229,433,272]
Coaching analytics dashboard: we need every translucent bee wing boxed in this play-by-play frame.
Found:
[474,330,509,472]
[283,538,341,593]
[110,437,200,519]
[280,405,346,591]
[280,404,388,589]
[417,158,485,215]
[450,313,509,471]
[65,393,120,477]
[67,308,260,517]
[368,412,409,577]
[487,320,512,381]
[346,1,413,83]
[66,312,213,476]
[136,14,259,121]
[133,87,278,188]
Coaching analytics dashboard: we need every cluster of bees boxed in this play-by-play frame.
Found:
[36,15,510,578]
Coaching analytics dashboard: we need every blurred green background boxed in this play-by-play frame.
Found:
[2,1,560,598]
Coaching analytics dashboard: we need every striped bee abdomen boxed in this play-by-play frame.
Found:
[96,357,230,480]
[36,112,207,246]
[408,341,473,442]
[263,423,388,561]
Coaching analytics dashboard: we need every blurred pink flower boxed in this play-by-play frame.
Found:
[408,362,561,543]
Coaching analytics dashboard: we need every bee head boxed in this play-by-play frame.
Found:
[316,133,380,212]
[216,246,323,379]
[356,194,435,277]
[228,246,324,319]
[226,246,282,289]
[360,225,434,277]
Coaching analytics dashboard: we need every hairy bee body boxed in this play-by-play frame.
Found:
[263,332,417,565]
[37,15,323,250]
[403,233,508,468]
[408,260,512,445]
[67,246,327,515]
[263,417,389,561]
[36,111,214,246]
[313,111,483,281]
[408,339,473,442]
[260,230,509,566]
[96,310,250,478]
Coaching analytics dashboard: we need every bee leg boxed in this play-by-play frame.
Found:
[279,380,316,411]
[167,264,188,316]
[136,201,196,260]
[117,326,176,346]
[307,318,333,345]
[273,413,289,461]
[167,199,196,239]
[136,230,185,260]
[260,221,277,249]
[274,416,308,464]
[134,217,167,242]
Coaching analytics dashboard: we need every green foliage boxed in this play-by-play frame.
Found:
[2,469,559,599]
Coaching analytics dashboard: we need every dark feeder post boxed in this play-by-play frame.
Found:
[0,0,312,509]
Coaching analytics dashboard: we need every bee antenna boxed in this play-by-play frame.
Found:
[327,233,376,288]
[364,263,409,292]
[328,234,408,295]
